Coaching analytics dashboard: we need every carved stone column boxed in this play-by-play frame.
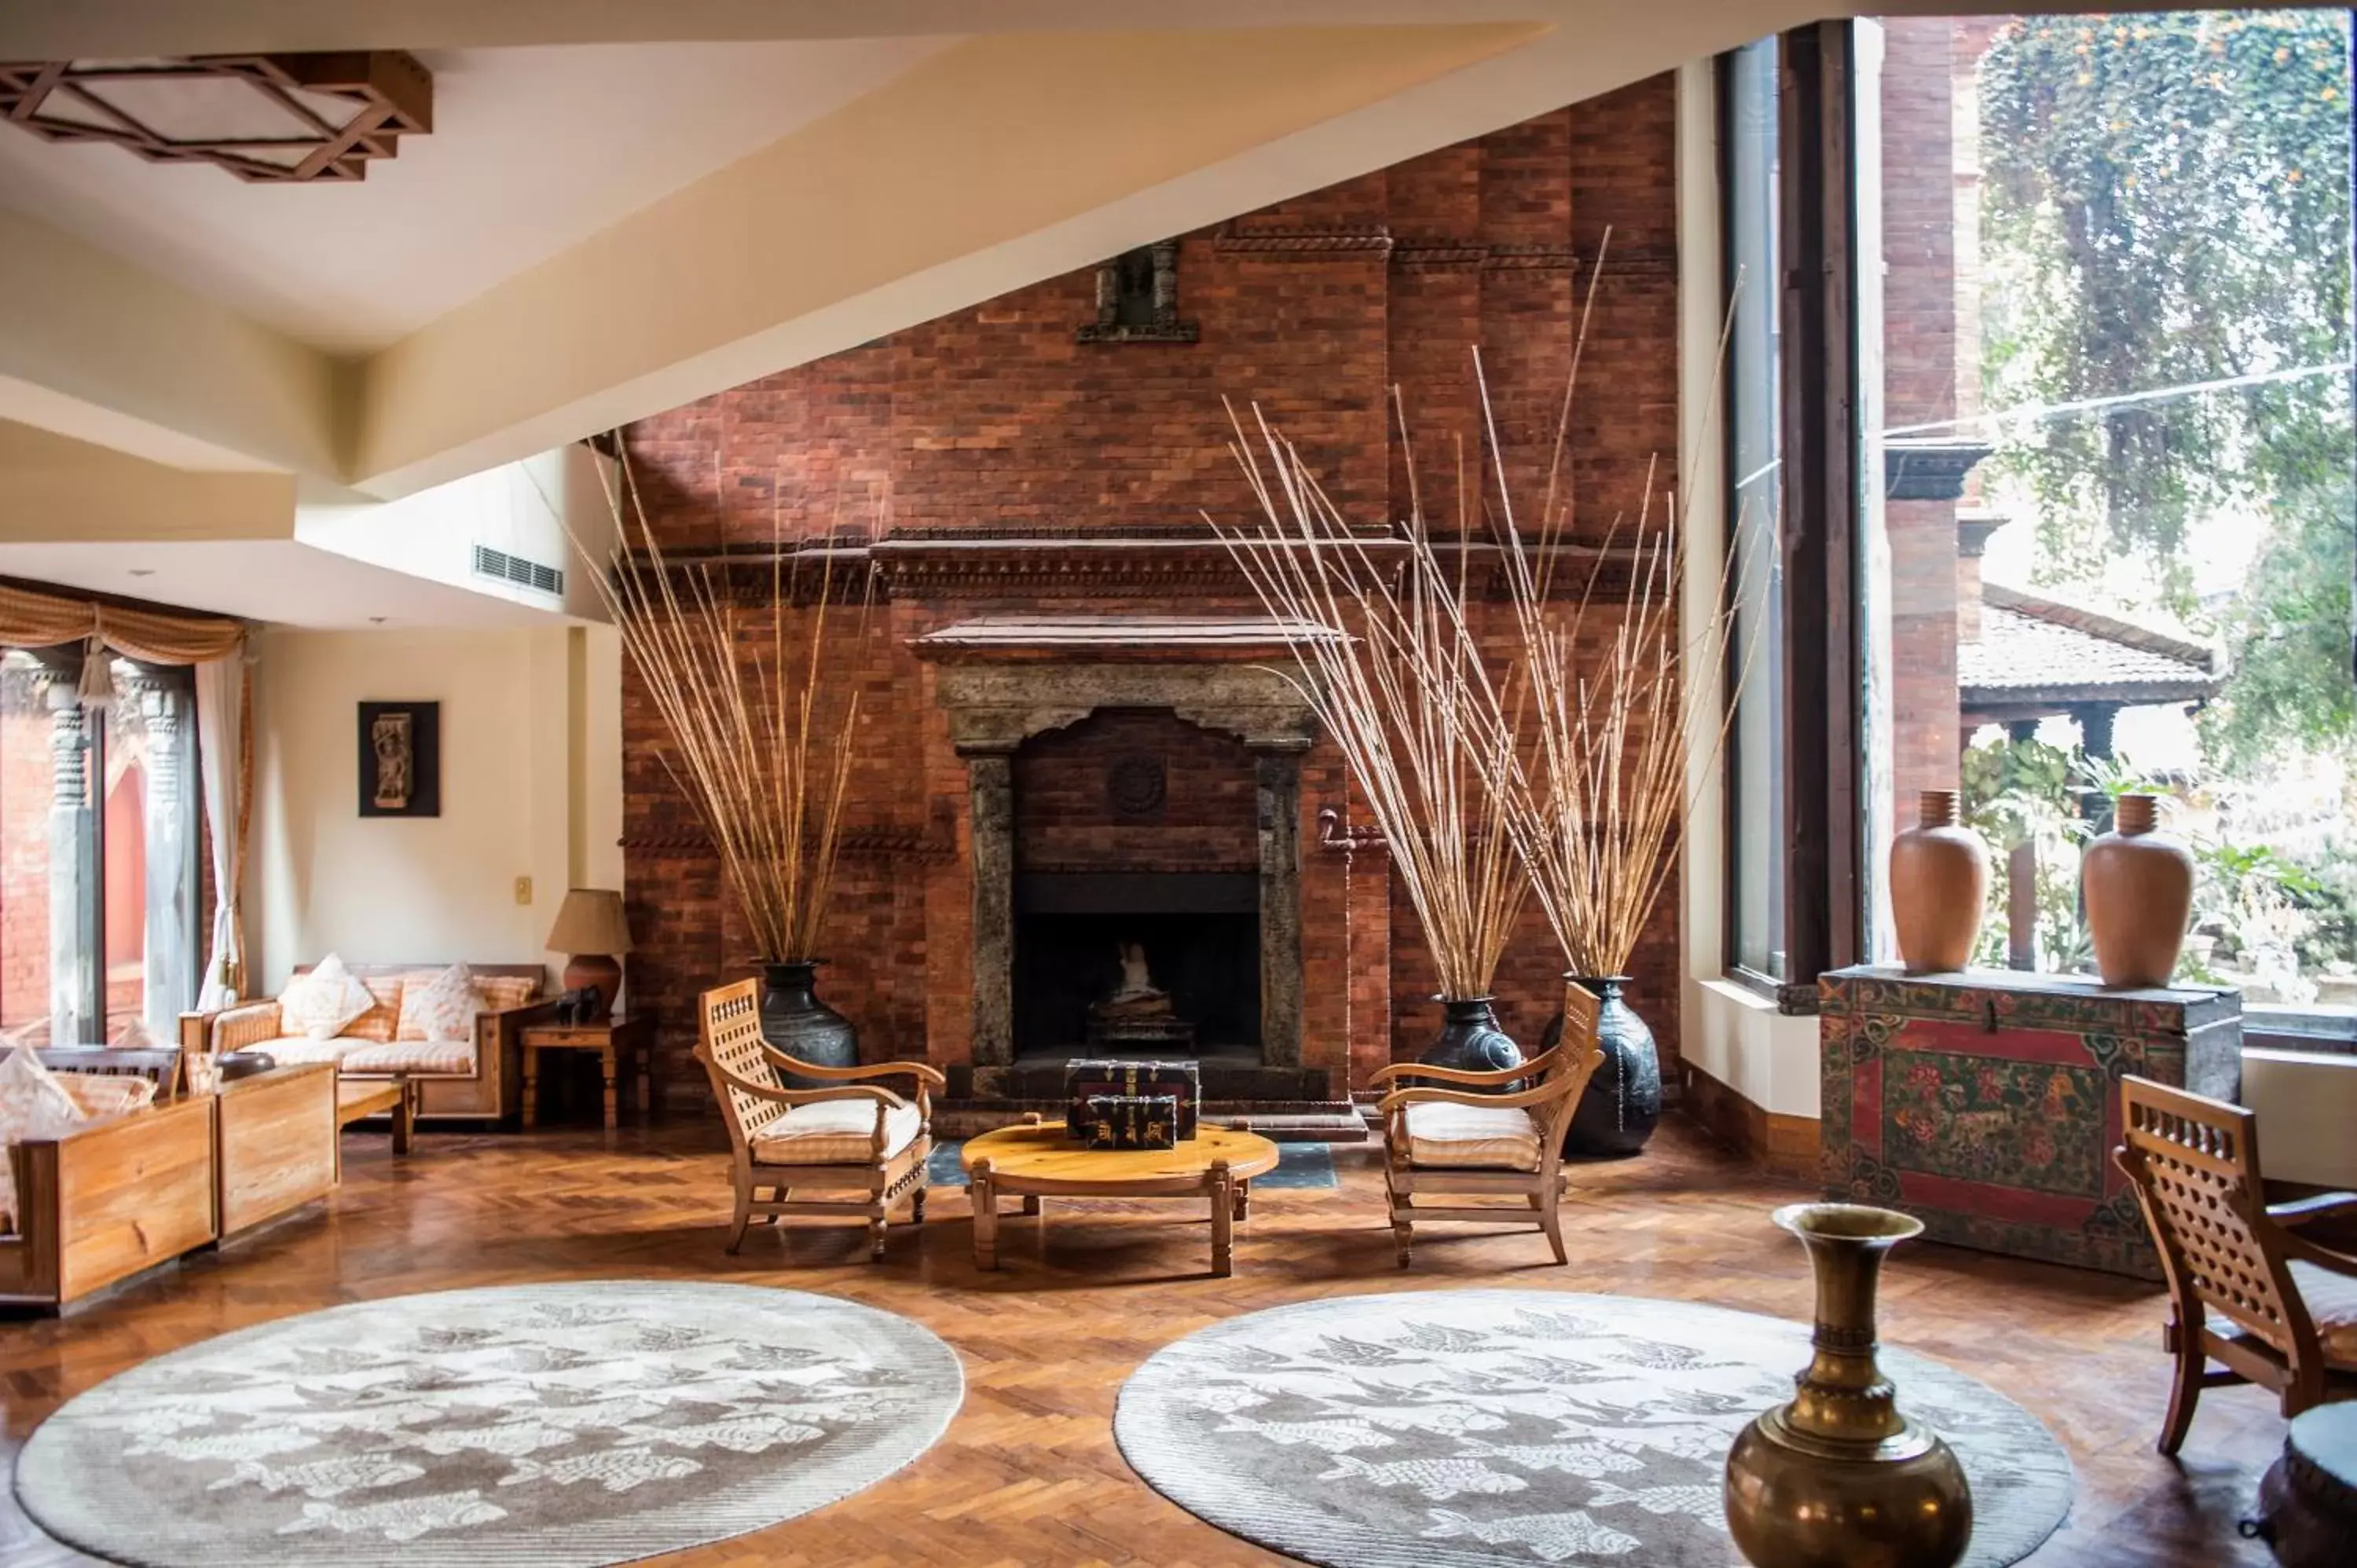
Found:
[964,750,1016,1067]
[124,663,199,1027]
[1253,748,1306,1067]
[35,654,95,1046]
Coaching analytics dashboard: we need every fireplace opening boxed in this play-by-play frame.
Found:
[1012,873,1260,1057]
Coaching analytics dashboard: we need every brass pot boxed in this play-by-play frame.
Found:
[1723,1203,1972,1568]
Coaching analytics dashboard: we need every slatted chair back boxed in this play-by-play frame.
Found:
[2117,1075,2304,1353]
[1530,984,1604,1154]
[698,980,779,1152]
[35,1047,185,1099]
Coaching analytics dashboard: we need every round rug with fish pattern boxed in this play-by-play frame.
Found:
[1115,1289,2071,1567]
[13,1280,963,1567]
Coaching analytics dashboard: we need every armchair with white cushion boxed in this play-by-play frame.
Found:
[1372,984,1604,1267]
[695,977,942,1261]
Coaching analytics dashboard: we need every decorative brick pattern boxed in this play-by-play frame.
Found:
[621,79,1686,1108]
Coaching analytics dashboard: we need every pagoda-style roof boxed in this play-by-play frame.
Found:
[1960,581,2220,720]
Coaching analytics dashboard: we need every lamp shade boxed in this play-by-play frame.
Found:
[545,888,632,954]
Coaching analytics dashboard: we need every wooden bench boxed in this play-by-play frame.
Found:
[215,1064,338,1240]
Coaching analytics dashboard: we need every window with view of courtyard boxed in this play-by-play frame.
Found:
[1860,9,2356,1005]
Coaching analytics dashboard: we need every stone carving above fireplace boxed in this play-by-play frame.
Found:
[913,617,1323,1070]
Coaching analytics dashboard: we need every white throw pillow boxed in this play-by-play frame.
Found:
[280,954,376,1042]
[0,1045,87,1231]
[398,962,481,1042]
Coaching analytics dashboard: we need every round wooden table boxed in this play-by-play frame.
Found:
[959,1117,1281,1277]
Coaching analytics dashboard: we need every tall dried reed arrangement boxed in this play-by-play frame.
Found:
[577,447,871,964]
[1466,259,1755,980]
[1211,399,1527,1002]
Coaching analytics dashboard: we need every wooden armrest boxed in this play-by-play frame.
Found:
[771,1056,948,1090]
[2282,1230,2357,1277]
[711,1064,905,1112]
[1369,1048,1556,1089]
[2269,1190,2357,1228]
[1378,1079,1572,1116]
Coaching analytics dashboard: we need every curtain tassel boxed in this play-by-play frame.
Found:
[75,635,115,710]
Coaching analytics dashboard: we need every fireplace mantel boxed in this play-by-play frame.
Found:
[913,617,1318,1072]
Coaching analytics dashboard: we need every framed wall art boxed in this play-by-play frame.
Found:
[358,700,440,818]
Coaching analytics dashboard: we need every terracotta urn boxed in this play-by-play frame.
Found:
[1888,789,1987,975]
[2080,794,2194,989]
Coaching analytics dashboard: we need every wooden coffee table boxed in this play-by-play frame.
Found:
[960,1116,1281,1277]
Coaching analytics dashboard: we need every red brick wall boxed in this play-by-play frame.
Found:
[1883,17,1966,802]
[621,77,1686,1104]
[0,667,50,1029]
[1014,709,1256,874]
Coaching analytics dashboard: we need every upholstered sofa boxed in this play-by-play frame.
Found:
[180,961,548,1122]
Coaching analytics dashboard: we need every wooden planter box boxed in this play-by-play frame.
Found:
[0,1095,218,1310]
[1820,965,2243,1280]
[214,1063,338,1239]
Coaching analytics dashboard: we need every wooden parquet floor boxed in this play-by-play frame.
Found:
[0,1115,2282,1566]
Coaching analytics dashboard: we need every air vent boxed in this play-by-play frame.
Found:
[472,544,565,597]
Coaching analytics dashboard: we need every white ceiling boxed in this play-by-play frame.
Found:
[0,540,575,629]
[0,38,955,353]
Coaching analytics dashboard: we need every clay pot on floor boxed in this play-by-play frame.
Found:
[1542,976,1662,1159]
[2081,794,2194,989]
[1889,789,1988,975]
[760,959,859,1089]
[1421,995,1522,1075]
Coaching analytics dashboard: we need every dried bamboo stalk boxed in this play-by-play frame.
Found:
[572,442,872,964]
[1211,401,1527,1002]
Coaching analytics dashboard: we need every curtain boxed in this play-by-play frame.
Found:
[194,654,249,1009]
[0,581,244,664]
[0,577,251,1006]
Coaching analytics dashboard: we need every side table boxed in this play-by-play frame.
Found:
[519,1014,657,1130]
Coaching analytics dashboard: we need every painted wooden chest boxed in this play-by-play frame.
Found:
[1819,966,2243,1280]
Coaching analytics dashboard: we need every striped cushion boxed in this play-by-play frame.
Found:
[750,1099,922,1165]
[344,977,405,1044]
[340,1039,475,1075]
[55,1073,157,1119]
[1402,1100,1543,1171]
[253,1036,363,1067]
[473,975,538,1014]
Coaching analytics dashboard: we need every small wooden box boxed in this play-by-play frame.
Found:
[1078,1094,1181,1150]
[1820,965,2242,1279]
[1065,1059,1200,1141]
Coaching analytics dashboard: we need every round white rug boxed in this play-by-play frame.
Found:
[14,1280,963,1567]
[1116,1289,2072,1568]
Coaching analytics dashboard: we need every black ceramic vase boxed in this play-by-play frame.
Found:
[760,960,858,1089]
[1543,975,1662,1158]
[1422,995,1523,1074]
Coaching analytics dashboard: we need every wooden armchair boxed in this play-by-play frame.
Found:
[1373,986,1604,1267]
[2114,1075,2357,1454]
[695,978,944,1261]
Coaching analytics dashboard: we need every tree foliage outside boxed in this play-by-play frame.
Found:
[1978,10,2354,771]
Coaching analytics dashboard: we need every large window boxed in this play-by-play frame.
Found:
[0,649,198,1042]
[1862,10,2357,999]
[1726,36,1790,984]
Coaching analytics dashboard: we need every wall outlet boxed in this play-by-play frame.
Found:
[514,875,533,906]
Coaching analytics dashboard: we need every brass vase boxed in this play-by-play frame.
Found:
[1724,1203,1972,1568]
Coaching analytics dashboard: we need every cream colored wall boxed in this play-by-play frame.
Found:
[247,623,623,996]
[1677,57,1823,1122]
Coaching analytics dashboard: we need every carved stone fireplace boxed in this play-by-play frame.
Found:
[913,617,1324,1097]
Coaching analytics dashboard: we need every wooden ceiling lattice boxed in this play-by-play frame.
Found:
[0,52,431,184]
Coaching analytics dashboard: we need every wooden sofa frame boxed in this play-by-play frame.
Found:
[181,962,549,1123]
[1,1094,218,1310]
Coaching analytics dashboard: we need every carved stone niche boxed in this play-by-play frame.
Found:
[911,617,1325,1069]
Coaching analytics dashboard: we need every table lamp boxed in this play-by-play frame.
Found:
[546,888,632,1021]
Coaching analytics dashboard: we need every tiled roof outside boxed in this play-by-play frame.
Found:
[1960,584,2220,705]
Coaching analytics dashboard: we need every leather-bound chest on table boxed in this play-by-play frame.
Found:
[1065,1059,1200,1141]
[1820,966,2242,1280]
